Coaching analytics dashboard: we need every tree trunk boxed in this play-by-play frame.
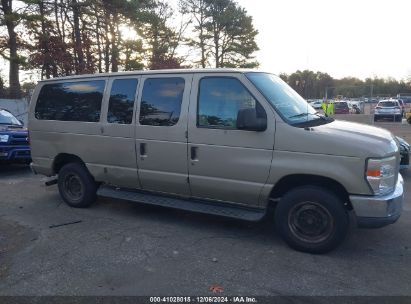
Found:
[96,12,102,73]
[110,12,119,72]
[103,9,110,72]
[72,0,85,74]
[39,1,51,79]
[1,0,21,98]
[213,27,219,68]
[199,23,206,68]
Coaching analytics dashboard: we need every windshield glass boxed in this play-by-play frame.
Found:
[246,72,318,124]
[0,110,21,125]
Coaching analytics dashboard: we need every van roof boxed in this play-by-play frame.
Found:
[37,68,262,82]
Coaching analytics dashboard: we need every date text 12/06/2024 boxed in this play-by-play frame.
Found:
[149,296,257,303]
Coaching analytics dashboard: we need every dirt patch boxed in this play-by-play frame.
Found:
[0,219,37,279]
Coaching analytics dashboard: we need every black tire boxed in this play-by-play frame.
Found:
[396,116,402,122]
[407,117,411,124]
[275,186,348,254]
[373,117,378,122]
[58,162,97,208]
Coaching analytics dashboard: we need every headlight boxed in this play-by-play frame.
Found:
[0,135,9,143]
[366,156,397,195]
[394,109,401,114]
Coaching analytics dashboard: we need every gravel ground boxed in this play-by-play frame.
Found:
[0,163,410,296]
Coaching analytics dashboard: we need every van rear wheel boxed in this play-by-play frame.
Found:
[58,162,97,208]
[275,186,348,254]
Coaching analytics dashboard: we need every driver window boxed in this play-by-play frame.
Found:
[197,77,265,129]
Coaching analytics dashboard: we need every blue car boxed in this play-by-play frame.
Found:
[0,109,31,164]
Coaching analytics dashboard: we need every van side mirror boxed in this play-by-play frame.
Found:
[236,108,267,132]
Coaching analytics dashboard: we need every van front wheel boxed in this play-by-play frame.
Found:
[58,162,97,208]
[275,186,348,253]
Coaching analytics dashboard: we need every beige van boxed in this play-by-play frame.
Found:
[28,69,404,253]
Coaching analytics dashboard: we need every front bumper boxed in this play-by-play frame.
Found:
[374,114,402,120]
[350,174,404,228]
[0,146,31,162]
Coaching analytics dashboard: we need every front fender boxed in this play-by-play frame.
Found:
[259,150,370,206]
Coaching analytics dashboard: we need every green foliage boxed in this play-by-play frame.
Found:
[0,0,259,92]
[286,70,333,99]
[282,70,411,99]
[122,39,145,71]
[139,1,184,69]
[179,0,259,68]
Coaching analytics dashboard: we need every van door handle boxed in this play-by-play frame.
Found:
[190,146,199,162]
[140,143,147,159]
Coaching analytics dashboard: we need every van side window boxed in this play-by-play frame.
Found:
[139,78,185,126]
[35,80,105,122]
[198,77,265,129]
[107,78,138,124]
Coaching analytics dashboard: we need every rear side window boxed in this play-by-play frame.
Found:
[35,80,105,122]
[197,77,266,129]
[139,78,185,126]
[107,78,138,124]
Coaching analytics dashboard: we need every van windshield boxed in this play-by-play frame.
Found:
[245,72,327,126]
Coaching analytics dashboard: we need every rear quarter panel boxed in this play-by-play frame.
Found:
[28,77,138,188]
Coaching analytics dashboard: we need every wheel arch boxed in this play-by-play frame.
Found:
[269,174,352,210]
[53,153,85,175]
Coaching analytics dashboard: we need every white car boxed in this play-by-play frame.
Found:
[374,100,402,122]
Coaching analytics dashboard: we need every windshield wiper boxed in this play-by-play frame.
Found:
[289,112,326,119]
[288,113,311,119]
[313,112,334,122]
[291,112,334,128]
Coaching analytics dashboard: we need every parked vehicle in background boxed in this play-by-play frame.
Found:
[334,101,350,114]
[0,109,31,164]
[397,99,406,116]
[309,100,322,110]
[397,94,411,104]
[28,69,404,254]
[374,100,403,122]
[397,136,410,170]
[347,101,362,114]
[350,104,361,114]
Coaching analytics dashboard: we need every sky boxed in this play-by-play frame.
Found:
[231,0,411,80]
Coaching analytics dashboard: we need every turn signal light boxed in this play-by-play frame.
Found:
[367,169,380,177]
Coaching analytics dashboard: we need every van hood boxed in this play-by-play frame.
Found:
[276,120,399,158]
[318,120,393,143]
